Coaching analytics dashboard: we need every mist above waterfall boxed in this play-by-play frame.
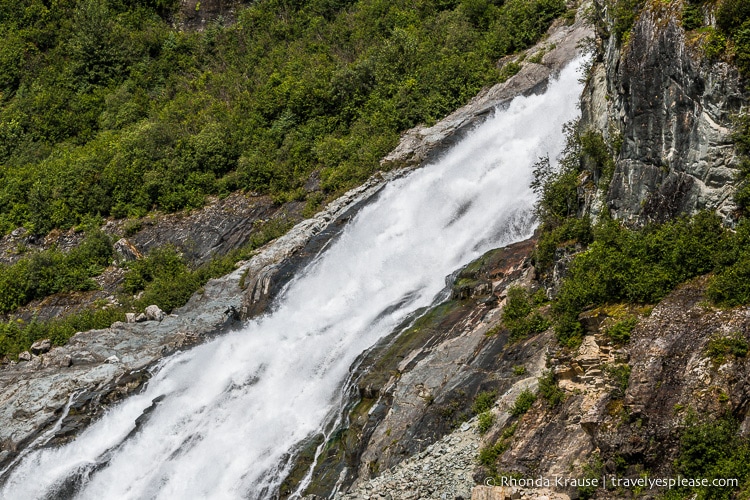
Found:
[0,57,585,500]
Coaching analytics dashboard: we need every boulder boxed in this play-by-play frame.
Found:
[145,305,165,322]
[17,351,32,362]
[125,313,137,324]
[30,339,51,355]
[135,313,147,322]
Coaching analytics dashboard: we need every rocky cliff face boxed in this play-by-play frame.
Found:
[583,0,746,225]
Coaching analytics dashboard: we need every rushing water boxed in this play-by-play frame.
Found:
[0,57,585,499]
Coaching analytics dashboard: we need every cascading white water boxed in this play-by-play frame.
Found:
[0,57,585,500]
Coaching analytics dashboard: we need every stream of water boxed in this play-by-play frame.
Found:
[0,56,585,500]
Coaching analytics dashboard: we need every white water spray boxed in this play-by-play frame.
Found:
[0,57,585,499]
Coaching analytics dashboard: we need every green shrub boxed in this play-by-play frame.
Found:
[716,0,750,35]
[673,415,750,499]
[604,364,631,398]
[534,217,593,270]
[0,0,568,235]
[609,0,646,44]
[477,411,494,434]
[706,332,749,365]
[122,217,293,313]
[510,389,536,417]
[0,307,124,359]
[478,439,509,468]
[472,390,498,415]
[502,287,550,341]
[606,317,637,344]
[0,230,113,315]
[682,2,704,31]
[538,370,565,406]
[552,212,732,347]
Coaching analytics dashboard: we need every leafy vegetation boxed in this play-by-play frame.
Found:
[0,307,124,359]
[601,0,646,44]
[532,126,609,270]
[551,212,743,347]
[679,0,750,78]
[501,287,549,341]
[477,411,494,434]
[538,370,565,406]
[121,217,293,313]
[668,415,750,500]
[510,388,536,417]
[472,390,498,415]
[604,363,631,398]
[0,0,566,236]
[682,0,704,31]
[705,332,749,366]
[605,317,637,344]
[731,115,750,217]
[0,217,292,359]
[0,229,113,314]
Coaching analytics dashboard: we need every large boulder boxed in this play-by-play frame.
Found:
[145,305,165,322]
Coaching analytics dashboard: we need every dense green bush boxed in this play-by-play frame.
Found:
[605,317,637,344]
[0,0,566,235]
[472,390,498,415]
[538,370,565,406]
[553,212,733,347]
[705,332,749,365]
[0,218,292,358]
[510,389,536,417]
[0,230,113,314]
[670,415,750,500]
[730,115,750,216]
[682,1,704,31]
[608,0,646,44]
[604,363,630,398]
[532,126,609,271]
[477,411,494,434]
[0,307,124,359]
[501,287,549,341]
[123,217,293,313]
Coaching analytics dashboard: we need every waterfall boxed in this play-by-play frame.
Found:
[0,57,585,499]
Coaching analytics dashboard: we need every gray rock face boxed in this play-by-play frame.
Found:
[113,238,142,263]
[583,7,746,225]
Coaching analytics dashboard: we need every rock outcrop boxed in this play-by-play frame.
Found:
[581,1,746,225]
